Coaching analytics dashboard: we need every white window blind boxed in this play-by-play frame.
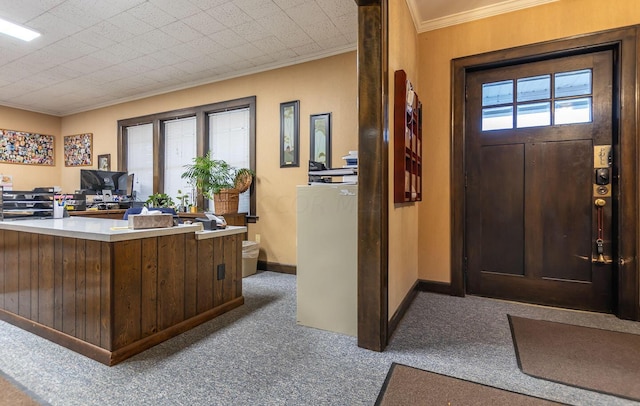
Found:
[126,123,153,203]
[164,117,197,205]
[208,108,250,214]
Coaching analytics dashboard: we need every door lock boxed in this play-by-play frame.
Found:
[595,168,610,185]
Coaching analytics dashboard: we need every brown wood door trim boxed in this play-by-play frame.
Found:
[451,26,639,320]
[357,0,389,351]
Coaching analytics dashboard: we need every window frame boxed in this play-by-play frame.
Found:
[117,96,257,218]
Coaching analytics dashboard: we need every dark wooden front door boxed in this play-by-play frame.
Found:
[465,50,614,312]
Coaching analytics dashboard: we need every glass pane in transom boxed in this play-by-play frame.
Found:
[517,75,551,102]
[517,102,551,128]
[555,69,592,98]
[555,97,592,125]
[482,80,513,106]
[482,106,513,131]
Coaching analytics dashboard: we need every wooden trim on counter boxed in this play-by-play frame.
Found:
[0,229,244,365]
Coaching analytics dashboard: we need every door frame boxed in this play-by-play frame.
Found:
[451,26,640,320]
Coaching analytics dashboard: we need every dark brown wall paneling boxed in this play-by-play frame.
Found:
[357,0,389,351]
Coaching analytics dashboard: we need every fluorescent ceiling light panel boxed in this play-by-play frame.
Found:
[0,18,40,41]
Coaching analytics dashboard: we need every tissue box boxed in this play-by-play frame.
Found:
[128,214,174,229]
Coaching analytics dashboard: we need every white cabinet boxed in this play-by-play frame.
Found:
[296,185,357,336]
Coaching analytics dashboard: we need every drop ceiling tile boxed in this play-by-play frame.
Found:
[189,0,231,11]
[150,0,203,19]
[303,20,339,41]
[249,36,287,54]
[209,29,247,49]
[233,42,266,59]
[210,49,244,64]
[248,54,276,66]
[44,37,100,62]
[0,0,65,23]
[232,21,271,43]
[272,0,309,9]
[103,43,144,62]
[315,34,350,49]
[168,43,206,61]
[318,0,357,18]
[138,29,183,51]
[182,12,227,36]
[127,2,177,29]
[331,12,357,36]
[108,12,155,36]
[184,36,226,55]
[83,21,135,44]
[233,0,282,19]
[207,2,253,28]
[291,42,324,56]
[277,29,313,48]
[27,12,84,42]
[285,1,328,28]
[49,1,104,28]
[161,20,204,43]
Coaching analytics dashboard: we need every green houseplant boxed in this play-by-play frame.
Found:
[145,193,174,208]
[181,152,254,214]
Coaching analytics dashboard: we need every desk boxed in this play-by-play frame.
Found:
[0,217,246,365]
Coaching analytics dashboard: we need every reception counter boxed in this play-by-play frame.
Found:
[0,217,246,365]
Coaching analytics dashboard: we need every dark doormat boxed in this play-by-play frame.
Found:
[0,370,42,405]
[374,363,564,405]
[508,315,640,402]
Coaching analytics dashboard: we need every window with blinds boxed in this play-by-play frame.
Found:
[164,117,197,204]
[208,108,250,214]
[126,123,153,202]
[118,96,256,216]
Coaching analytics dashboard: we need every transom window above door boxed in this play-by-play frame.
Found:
[481,69,592,131]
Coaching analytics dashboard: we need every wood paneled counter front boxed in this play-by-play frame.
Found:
[0,217,246,365]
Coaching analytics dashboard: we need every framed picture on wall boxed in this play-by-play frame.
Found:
[0,129,54,166]
[280,100,300,167]
[98,154,111,171]
[310,113,331,167]
[64,133,92,166]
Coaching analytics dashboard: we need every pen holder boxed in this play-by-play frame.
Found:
[53,202,64,219]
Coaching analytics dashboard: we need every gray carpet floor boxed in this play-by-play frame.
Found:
[0,271,639,405]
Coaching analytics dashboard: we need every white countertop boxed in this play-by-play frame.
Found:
[0,217,204,242]
[195,225,247,240]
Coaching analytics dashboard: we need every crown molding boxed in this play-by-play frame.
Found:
[413,0,559,33]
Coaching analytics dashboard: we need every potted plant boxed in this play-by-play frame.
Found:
[145,193,174,208]
[181,152,254,214]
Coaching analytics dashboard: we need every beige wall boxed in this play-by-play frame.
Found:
[388,0,420,317]
[417,0,640,282]
[1,53,358,267]
[0,106,61,189]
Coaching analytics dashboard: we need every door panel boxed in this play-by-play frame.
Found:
[480,144,524,276]
[465,50,613,312]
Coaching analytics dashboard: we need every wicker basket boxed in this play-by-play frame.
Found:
[213,188,239,214]
[235,171,253,194]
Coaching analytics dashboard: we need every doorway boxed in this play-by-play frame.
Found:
[451,27,640,320]
[465,51,613,312]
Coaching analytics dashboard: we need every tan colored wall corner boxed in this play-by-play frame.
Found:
[0,106,61,190]
[417,0,640,283]
[388,0,420,318]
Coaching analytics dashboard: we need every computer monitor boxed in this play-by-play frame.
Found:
[80,169,128,194]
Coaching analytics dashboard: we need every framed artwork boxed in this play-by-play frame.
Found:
[98,154,111,171]
[64,133,92,167]
[310,113,331,166]
[280,100,299,167]
[0,129,54,166]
